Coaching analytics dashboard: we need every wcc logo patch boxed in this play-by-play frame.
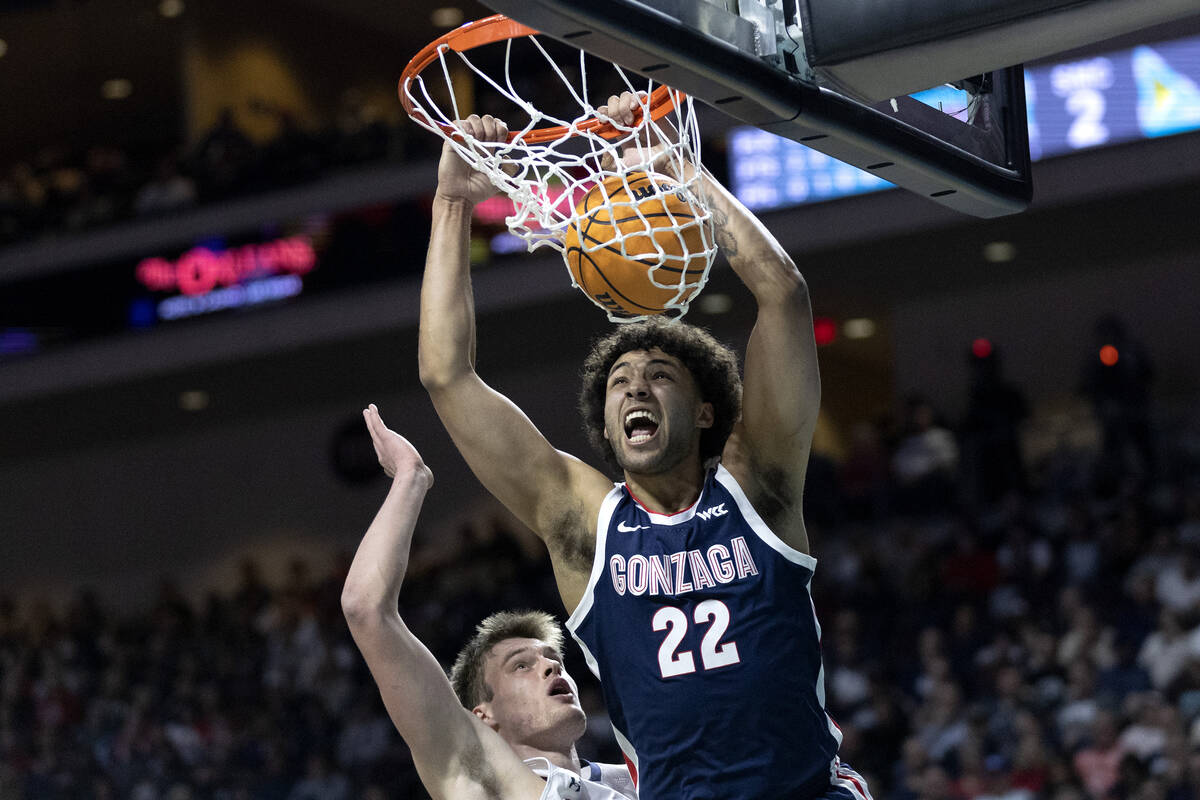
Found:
[696,503,728,522]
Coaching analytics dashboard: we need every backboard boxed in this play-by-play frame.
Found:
[475,0,1195,217]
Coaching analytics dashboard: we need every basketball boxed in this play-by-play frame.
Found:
[563,171,711,318]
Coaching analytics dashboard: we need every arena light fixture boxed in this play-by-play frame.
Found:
[431,7,464,27]
[101,78,133,100]
[696,292,732,315]
[843,318,875,339]
[813,316,837,346]
[982,241,1017,263]
[158,0,185,18]
[178,390,210,412]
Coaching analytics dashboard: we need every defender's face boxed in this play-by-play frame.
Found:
[476,638,586,748]
[603,348,713,475]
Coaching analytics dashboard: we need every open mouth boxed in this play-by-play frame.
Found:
[624,409,660,444]
[549,678,573,697]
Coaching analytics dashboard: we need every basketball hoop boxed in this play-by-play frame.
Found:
[400,14,717,321]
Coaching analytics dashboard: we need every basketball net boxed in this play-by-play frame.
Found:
[401,15,717,321]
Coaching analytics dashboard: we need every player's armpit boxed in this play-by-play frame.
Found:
[737,277,821,491]
[720,426,811,553]
[706,173,820,551]
[430,721,550,800]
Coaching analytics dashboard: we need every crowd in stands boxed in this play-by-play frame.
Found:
[0,102,436,248]
[4,366,1200,799]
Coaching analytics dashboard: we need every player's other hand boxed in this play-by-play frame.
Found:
[597,92,683,178]
[435,114,510,206]
[363,404,434,488]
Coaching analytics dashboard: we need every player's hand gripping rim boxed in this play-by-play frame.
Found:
[434,114,513,207]
[596,91,691,182]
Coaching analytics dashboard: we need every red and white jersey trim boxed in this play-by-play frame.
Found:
[830,758,873,800]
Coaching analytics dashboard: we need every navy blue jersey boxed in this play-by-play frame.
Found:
[567,464,847,800]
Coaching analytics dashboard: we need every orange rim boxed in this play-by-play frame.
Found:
[399,13,686,144]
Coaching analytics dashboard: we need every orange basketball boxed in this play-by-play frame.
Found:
[563,172,710,318]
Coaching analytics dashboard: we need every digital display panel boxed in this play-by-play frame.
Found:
[0,200,429,361]
[730,34,1200,211]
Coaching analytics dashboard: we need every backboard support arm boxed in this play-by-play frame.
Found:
[480,0,1033,217]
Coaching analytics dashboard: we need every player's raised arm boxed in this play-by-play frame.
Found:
[417,116,610,608]
[600,91,820,552]
[702,169,820,552]
[341,406,548,800]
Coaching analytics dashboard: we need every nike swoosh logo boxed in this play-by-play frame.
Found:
[616,521,650,533]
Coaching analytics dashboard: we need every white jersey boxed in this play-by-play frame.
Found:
[526,758,638,800]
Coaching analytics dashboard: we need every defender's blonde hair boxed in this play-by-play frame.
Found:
[449,610,564,708]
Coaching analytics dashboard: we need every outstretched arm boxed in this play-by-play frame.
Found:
[341,405,547,800]
[700,174,821,553]
[602,92,820,553]
[418,116,611,609]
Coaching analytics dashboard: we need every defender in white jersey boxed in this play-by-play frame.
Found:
[419,93,869,797]
[342,406,636,800]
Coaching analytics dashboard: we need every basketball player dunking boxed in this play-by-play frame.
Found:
[419,92,871,799]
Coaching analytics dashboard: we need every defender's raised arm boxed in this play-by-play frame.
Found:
[340,406,548,800]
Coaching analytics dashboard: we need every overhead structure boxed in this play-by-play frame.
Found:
[477,0,1198,217]
[796,0,1200,102]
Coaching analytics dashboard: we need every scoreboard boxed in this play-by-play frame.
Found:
[731,33,1200,211]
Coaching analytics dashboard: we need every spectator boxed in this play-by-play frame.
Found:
[1058,659,1102,752]
[1115,570,1164,650]
[1154,541,1200,616]
[1058,604,1117,672]
[1137,611,1195,692]
[1072,709,1126,799]
[133,156,197,216]
[286,753,349,800]
[190,108,257,199]
[892,395,959,514]
[915,679,969,762]
[1079,314,1155,482]
[977,753,1036,800]
[841,420,892,520]
[961,343,1029,507]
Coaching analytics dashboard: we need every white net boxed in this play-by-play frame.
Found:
[401,18,717,321]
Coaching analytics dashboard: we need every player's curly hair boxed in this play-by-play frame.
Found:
[579,318,742,472]
[450,610,564,709]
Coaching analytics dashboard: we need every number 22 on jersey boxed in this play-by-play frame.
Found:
[652,599,741,678]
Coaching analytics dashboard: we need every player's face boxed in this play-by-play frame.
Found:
[476,638,586,748]
[603,348,713,475]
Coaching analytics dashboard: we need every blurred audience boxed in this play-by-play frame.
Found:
[0,103,423,248]
[892,395,960,515]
